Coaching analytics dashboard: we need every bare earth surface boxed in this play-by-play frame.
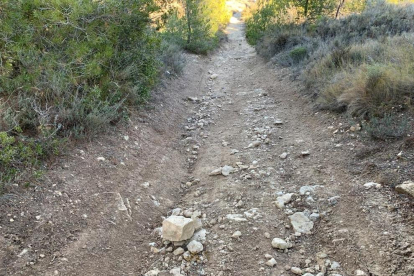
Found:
[1,7,413,276]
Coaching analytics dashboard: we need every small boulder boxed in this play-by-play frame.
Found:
[162,216,195,242]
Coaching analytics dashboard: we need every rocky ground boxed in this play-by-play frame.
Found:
[1,6,414,276]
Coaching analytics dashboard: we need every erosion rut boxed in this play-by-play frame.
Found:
[1,9,413,276]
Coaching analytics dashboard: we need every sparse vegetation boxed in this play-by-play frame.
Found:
[246,0,414,138]
[0,0,230,192]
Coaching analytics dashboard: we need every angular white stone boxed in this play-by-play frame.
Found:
[289,212,314,234]
[162,216,195,242]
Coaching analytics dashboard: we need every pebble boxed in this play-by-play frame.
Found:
[232,231,242,239]
[173,247,185,256]
[291,267,303,275]
[355,270,367,276]
[363,182,382,189]
[279,152,288,159]
[289,212,314,234]
[266,258,277,267]
[221,165,234,176]
[271,238,293,250]
[187,240,203,254]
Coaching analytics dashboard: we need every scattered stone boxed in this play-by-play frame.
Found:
[350,124,361,132]
[145,270,160,276]
[190,229,207,244]
[303,273,315,276]
[309,213,320,221]
[299,185,317,195]
[355,270,367,276]
[331,261,341,270]
[173,248,185,256]
[328,196,341,206]
[247,140,262,148]
[265,254,273,259]
[264,232,271,239]
[395,181,414,198]
[141,182,150,188]
[363,182,382,189]
[171,208,182,216]
[187,240,203,254]
[274,120,284,125]
[222,165,234,176]
[192,218,203,231]
[279,152,288,159]
[232,231,242,239]
[266,258,277,267]
[226,214,247,222]
[210,74,218,80]
[291,267,303,275]
[275,193,294,209]
[271,238,293,250]
[170,267,183,276]
[289,212,314,234]
[301,151,310,156]
[162,216,195,242]
[209,168,223,176]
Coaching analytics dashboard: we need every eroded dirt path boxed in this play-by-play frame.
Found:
[1,8,413,276]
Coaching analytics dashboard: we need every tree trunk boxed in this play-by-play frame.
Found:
[304,0,309,17]
[335,0,345,19]
[186,0,192,44]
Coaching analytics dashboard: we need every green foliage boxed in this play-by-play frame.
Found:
[0,0,161,138]
[363,113,410,140]
[248,1,414,139]
[0,131,62,192]
[289,46,308,64]
[162,0,230,54]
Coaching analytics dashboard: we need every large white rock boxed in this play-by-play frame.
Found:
[187,240,203,254]
[162,216,195,242]
[271,238,293,249]
[395,181,414,198]
[289,212,314,234]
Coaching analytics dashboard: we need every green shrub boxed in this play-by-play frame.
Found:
[363,113,410,140]
[0,131,62,193]
[0,0,161,138]
[289,46,308,64]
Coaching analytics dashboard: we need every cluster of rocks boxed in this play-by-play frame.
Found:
[144,208,208,276]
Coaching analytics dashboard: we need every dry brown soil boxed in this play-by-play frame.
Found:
[1,4,413,276]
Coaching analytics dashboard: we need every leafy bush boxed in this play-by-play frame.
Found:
[0,131,62,193]
[0,0,161,138]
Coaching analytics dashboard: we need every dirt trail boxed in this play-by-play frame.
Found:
[1,7,413,276]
